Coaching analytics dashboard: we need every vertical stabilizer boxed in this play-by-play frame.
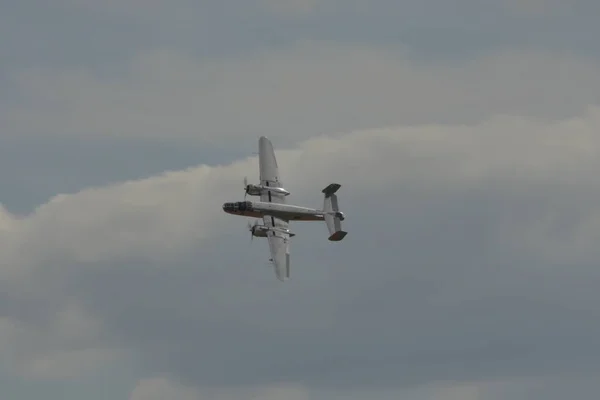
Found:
[322,183,347,241]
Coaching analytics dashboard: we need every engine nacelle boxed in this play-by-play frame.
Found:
[245,184,262,196]
[245,183,290,196]
[249,223,295,238]
[250,224,269,237]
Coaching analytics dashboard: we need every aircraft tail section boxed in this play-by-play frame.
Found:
[322,183,347,241]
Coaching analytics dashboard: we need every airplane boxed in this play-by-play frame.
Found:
[222,136,347,281]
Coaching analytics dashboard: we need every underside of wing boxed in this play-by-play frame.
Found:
[259,136,286,204]
[263,215,290,281]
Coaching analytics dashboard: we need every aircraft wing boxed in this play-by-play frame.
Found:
[259,136,286,204]
[263,215,290,281]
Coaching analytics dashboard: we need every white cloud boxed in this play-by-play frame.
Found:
[2,108,600,394]
[2,107,597,276]
[4,43,600,144]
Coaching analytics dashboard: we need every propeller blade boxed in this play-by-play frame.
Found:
[248,219,257,243]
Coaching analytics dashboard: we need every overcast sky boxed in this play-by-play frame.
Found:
[2,1,600,399]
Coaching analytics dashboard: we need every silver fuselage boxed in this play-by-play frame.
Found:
[222,200,325,221]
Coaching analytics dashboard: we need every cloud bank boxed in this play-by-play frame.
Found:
[1,107,600,399]
[4,43,600,145]
[3,1,600,399]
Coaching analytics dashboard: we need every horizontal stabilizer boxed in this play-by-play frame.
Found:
[322,183,341,198]
[328,230,347,241]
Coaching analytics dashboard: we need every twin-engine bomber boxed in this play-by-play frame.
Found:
[223,136,347,281]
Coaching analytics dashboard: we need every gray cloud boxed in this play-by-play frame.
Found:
[3,43,600,147]
[1,110,600,399]
[2,2,600,398]
[2,0,599,78]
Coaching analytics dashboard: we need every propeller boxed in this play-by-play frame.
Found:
[247,219,259,243]
[243,176,248,199]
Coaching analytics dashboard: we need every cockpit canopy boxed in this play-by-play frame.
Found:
[223,201,253,212]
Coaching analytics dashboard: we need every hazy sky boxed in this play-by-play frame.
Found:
[2,1,600,399]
